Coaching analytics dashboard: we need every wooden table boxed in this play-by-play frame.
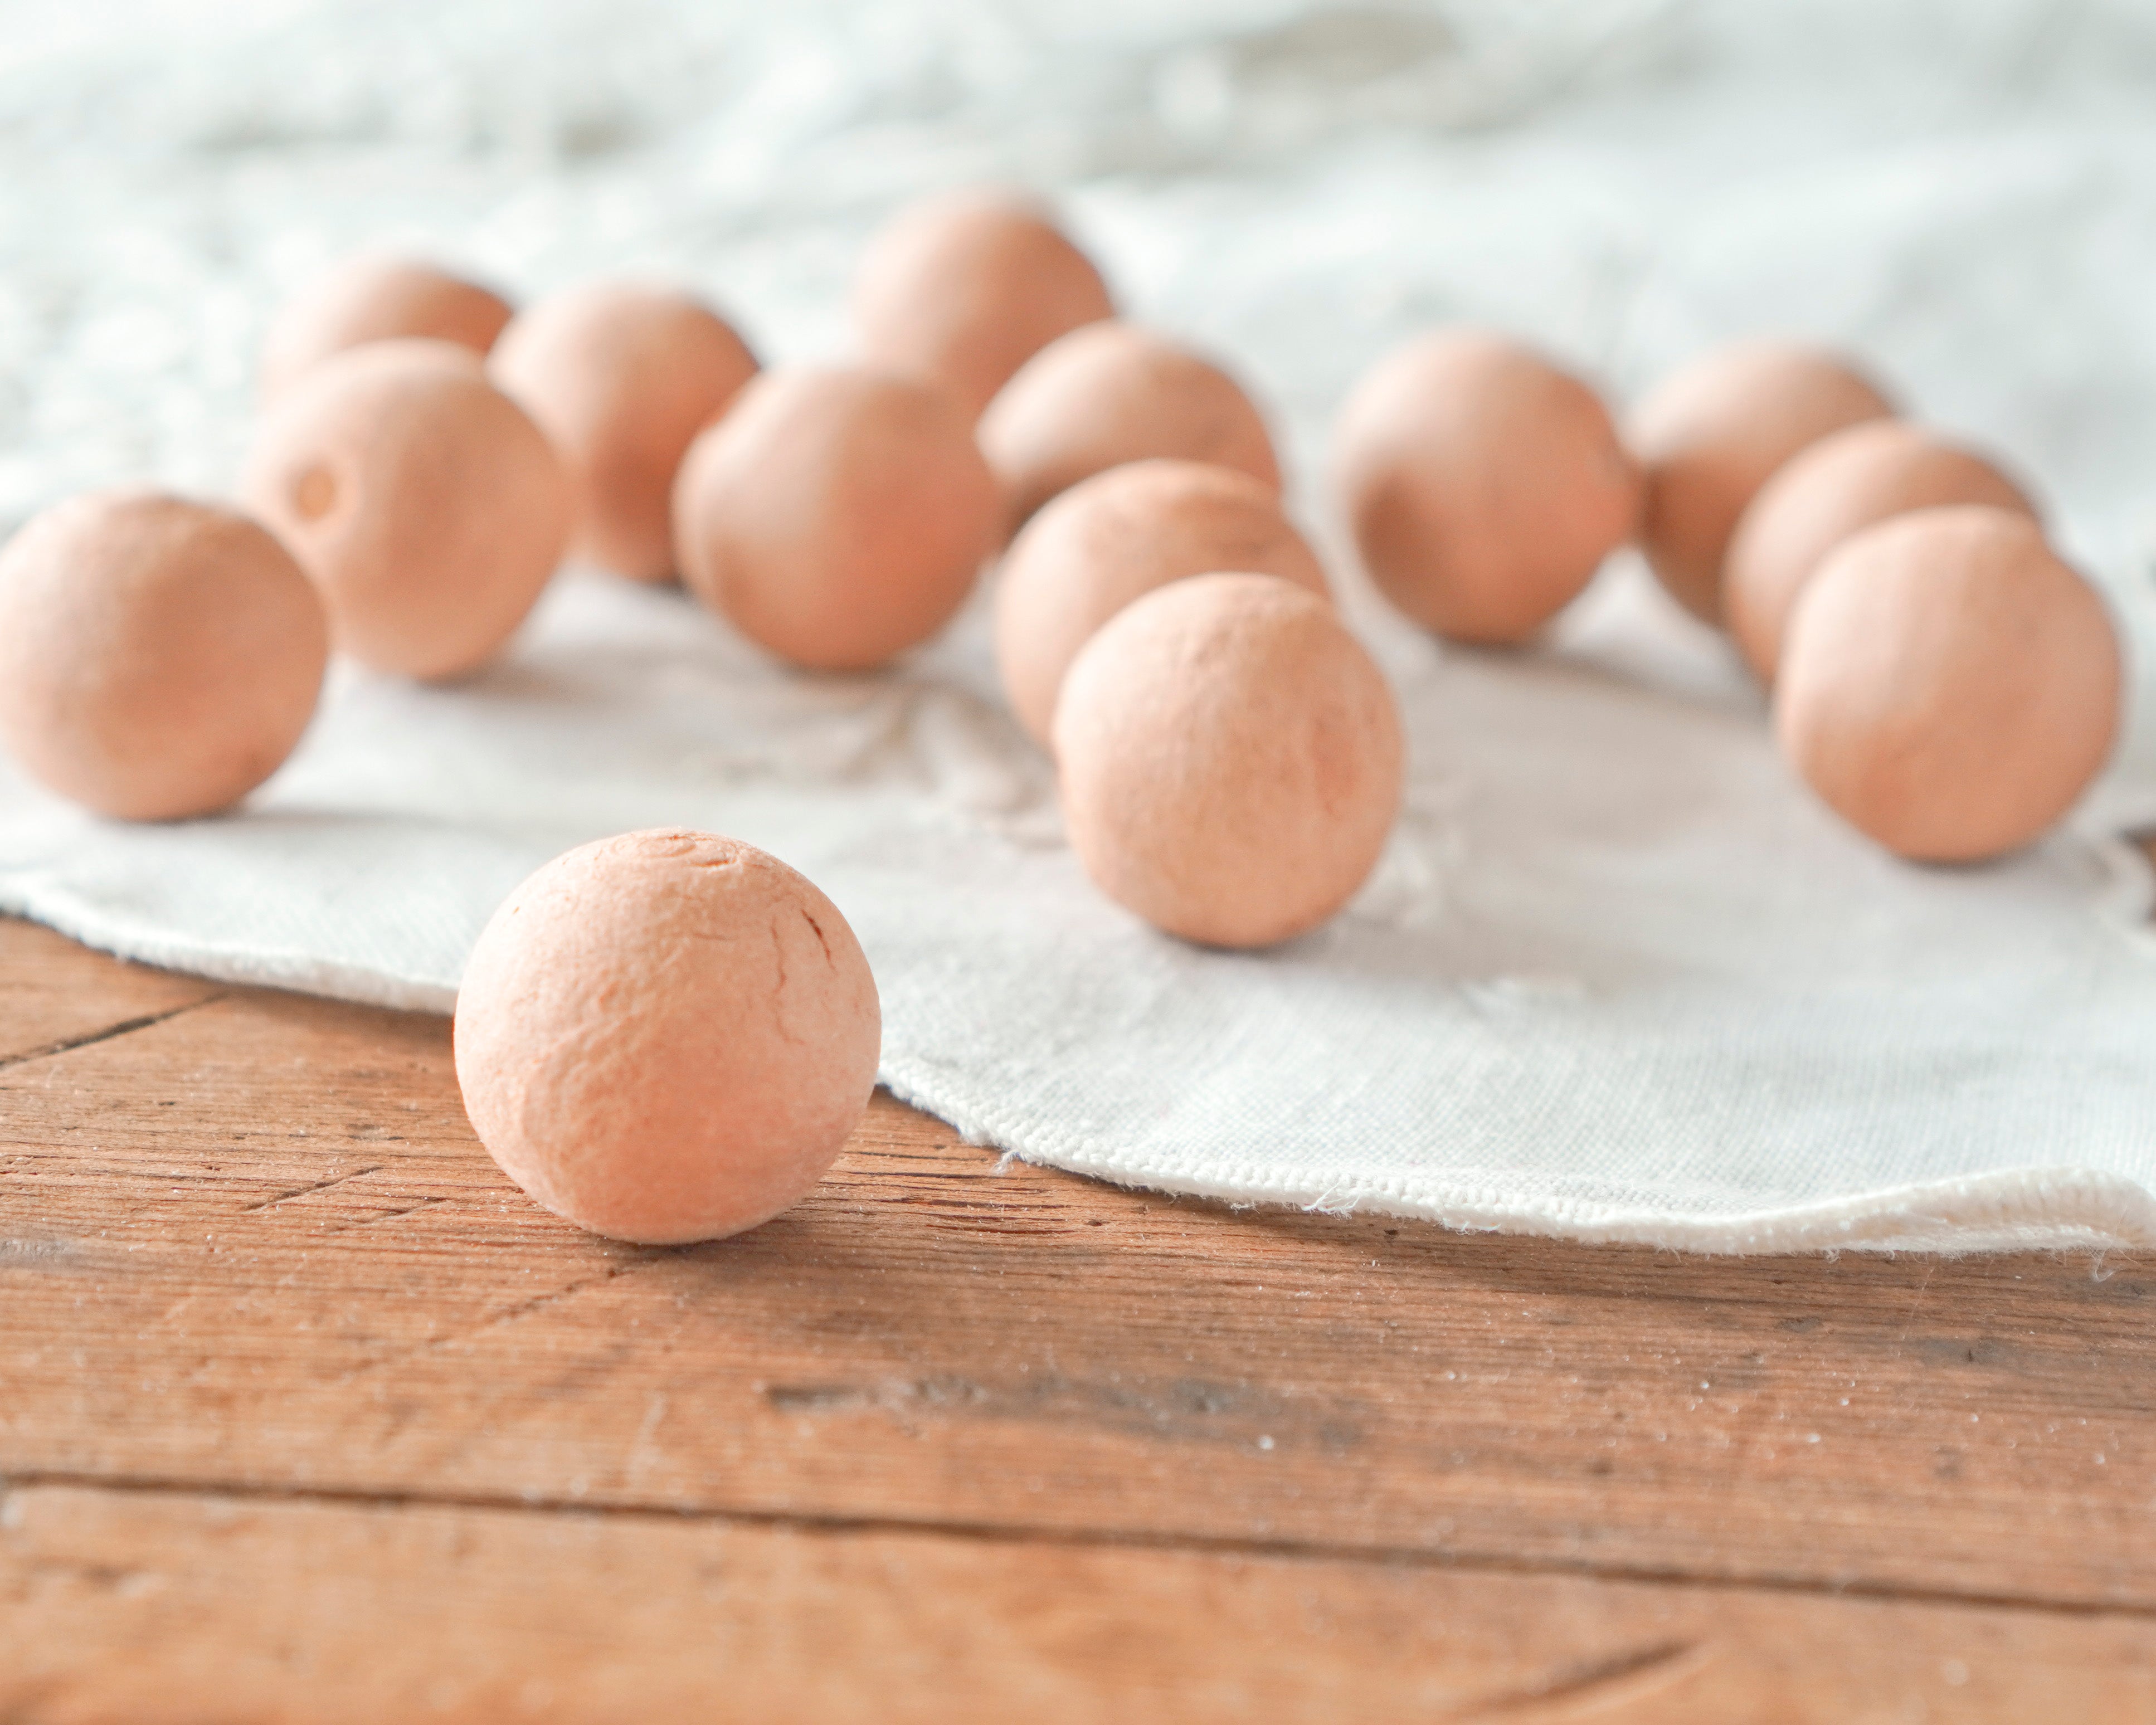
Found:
[1,913,2150,1720]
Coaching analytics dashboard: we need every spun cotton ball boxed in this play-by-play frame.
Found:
[454,829,882,1245]
[671,366,1000,671]
[1333,329,1641,645]
[1725,418,2036,681]
[1775,506,2118,862]
[995,458,1329,748]
[1053,572,1402,949]
[490,282,760,583]
[0,490,327,821]
[242,338,573,681]
[1629,340,1895,624]
[979,323,1280,535]
[260,255,513,401]
[852,189,1114,422]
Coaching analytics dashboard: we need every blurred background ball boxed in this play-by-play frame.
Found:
[490,282,760,583]
[242,339,573,681]
[1629,340,1895,625]
[672,366,1000,671]
[1775,506,2117,862]
[851,189,1114,422]
[995,458,1328,748]
[1725,418,2036,680]
[980,322,1280,534]
[0,490,327,820]
[259,255,514,402]
[1333,329,1640,646]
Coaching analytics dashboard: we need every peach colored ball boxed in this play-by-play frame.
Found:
[1054,573,1403,949]
[1724,418,2037,681]
[490,282,760,583]
[454,829,882,1245]
[673,366,1000,671]
[852,189,1114,422]
[1775,506,2118,863]
[242,339,573,681]
[0,490,328,821]
[979,322,1281,534]
[995,459,1330,748]
[259,255,513,401]
[1333,329,1641,646]
[1629,340,1895,625]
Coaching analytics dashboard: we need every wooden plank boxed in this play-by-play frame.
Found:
[2,914,2153,1612]
[3,1481,2151,1723]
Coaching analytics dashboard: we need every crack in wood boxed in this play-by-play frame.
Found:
[0,994,227,1076]
[2,1468,2150,1623]
[1457,1637,1706,1717]
[238,1166,388,1214]
[330,1255,665,1383]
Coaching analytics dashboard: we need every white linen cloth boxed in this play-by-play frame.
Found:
[5,0,2156,1251]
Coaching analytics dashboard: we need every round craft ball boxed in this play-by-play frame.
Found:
[1054,572,1403,949]
[978,322,1281,534]
[1333,329,1642,645]
[995,458,1330,747]
[0,489,327,821]
[1724,418,2037,681]
[259,255,514,401]
[454,829,882,1244]
[490,282,760,583]
[1775,506,2118,862]
[673,366,1000,671]
[1629,340,1895,625]
[242,338,573,681]
[852,189,1114,422]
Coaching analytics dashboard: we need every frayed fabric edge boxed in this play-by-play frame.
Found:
[880,1063,2156,1258]
[9,888,2153,1257]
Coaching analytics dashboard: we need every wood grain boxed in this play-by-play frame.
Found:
[3,1481,2151,1724]
[2,917,2152,1623]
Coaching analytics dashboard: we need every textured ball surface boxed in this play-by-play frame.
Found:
[1629,340,1894,624]
[672,366,1000,671]
[995,459,1329,747]
[1054,573,1403,948]
[260,255,513,401]
[0,490,327,821]
[1725,418,2036,680]
[454,829,883,1245]
[1775,506,2118,862]
[242,338,573,681]
[1333,329,1641,645]
[490,282,759,583]
[852,189,1114,421]
[979,322,1279,534]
